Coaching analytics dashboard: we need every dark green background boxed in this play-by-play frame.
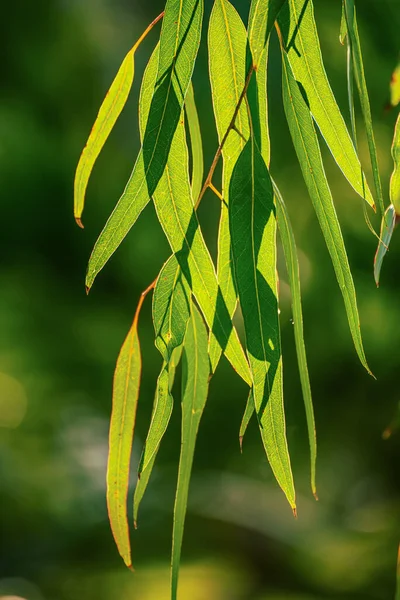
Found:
[0,1,399,598]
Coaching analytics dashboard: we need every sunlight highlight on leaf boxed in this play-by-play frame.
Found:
[248,0,285,66]
[278,0,375,209]
[281,51,372,376]
[185,83,204,203]
[86,0,203,290]
[239,389,255,452]
[171,302,210,600]
[73,12,163,227]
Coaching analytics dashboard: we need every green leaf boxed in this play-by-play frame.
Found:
[248,0,286,66]
[86,0,203,290]
[343,0,385,216]
[339,1,347,45]
[171,301,210,600]
[274,179,317,497]
[229,136,296,511]
[106,315,142,569]
[278,0,375,209]
[139,257,190,476]
[133,256,190,525]
[208,0,249,371]
[139,49,251,387]
[73,12,163,227]
[281,51,372,376]
[374,205,396,287]
[239,389,255,451]
[134,346,183,527]
[185,83,204,203]
[390,113,400,214]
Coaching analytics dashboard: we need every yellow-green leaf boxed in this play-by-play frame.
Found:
[185,83,204,203]
[86,0,203,290]
[171,302,210,600]
[374,205,396,287]
[278,0,375,209]
[229,135,296,511]
[106,315,142,568]
[390,113,400,214]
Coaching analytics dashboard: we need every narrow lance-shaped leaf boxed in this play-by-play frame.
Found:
[248,0,286,66]
[134,345,183,527]
[389,62,400,109]
[86,0,203,290]
[278,0,375,209]
[390,113,400,214]
[374,113,400,286]
[374,205,396,287]
[239,389,255,451]
[229,134,296,511]
[273,179,317,497]
[171,302,210,600]
[208,0,249,371]
[106,311,142,569]
[74,12,163,227]
[135,255,190,500]
[343,0,385,216]
[140,46,252,387]
[185,83,204,203]
[281,51,372,376]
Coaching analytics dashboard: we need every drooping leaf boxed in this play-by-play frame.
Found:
[239,389,255,451]
[374,205,396,287]
[274,179,317,497]
[73,12,163,227]
[343,0,385,216]
[208,0,249,371]
[281,51,372,376]
[86,0,203,290]
[229,136,296,511]
[137,45,252,388]
[134,346,183,527]
[138,256,190,477]
[171,301,210,600]
[278,0,375,209]
[106,314,142,568]
[390,113,400,214]
[248,0,286,66]
[185,83,204,203]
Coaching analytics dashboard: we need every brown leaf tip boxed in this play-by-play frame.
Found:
[75,216,84,229]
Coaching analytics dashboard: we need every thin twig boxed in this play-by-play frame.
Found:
[195,63,255,209]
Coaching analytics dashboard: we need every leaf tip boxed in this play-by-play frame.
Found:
[75,216,84,229]
[85,285,91,296]
[292,506,298,519]
[239,435,243,453]
[133,519,138,530]
[313,490,319,501]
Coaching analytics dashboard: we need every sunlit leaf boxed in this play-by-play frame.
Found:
[230,135,296,511]
[239,389,255,451]
[274,180,317,497]
[343,0,385,216]
[248,0,285,66]
[374,205,396,287]
[390,113,400,214]
[134,344,184,527]
[138,47,252,387]
[278,0,375,209]
[185,83,204,203]
[281,51,372,376]
[138,256,190,476]
[208,0,249,371]
[106,314,142,568]
[171,301,210,600]
[339,1,347,45]
[86,0,203,290]
[73,12,163,227]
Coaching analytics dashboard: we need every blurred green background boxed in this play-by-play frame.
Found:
[0,0,399,598]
